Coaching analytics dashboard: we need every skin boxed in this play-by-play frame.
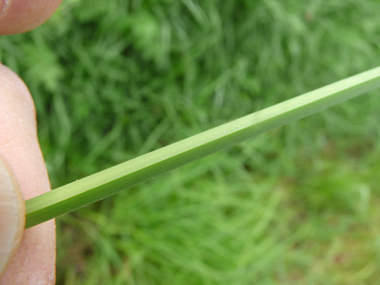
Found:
[0,0,63,283]
[0,0,63,35]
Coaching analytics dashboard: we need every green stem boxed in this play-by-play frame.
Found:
[25,67,380,228]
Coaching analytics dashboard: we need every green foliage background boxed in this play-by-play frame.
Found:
[2,0,380,284]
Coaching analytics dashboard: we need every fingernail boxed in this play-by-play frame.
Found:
[0,153,25,278]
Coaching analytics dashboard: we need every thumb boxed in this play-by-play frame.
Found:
[0,64,55,284]
[0,153,25,278]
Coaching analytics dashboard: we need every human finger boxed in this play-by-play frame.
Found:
[0,0,63,35]
[0,64,56,284]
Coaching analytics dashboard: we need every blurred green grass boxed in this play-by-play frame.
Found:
[1,0,380,284]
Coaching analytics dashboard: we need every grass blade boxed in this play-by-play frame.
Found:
[25,67,380,228]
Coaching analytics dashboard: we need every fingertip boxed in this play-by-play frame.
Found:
[0,0,63,35]
[0,64,37,135]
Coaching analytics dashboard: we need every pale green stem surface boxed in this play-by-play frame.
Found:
[25,67,380,228]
